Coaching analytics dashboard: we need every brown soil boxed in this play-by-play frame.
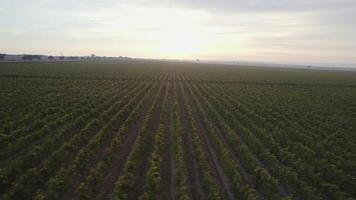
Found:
[210,82,294,198]
[60,81,153,200]
[182,81,235,200]
[176,78,205,200]
[127,83,167,200]
[94,78,165,200]
[161,73,175,200]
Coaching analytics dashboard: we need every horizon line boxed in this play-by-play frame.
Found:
[1,52,356,70]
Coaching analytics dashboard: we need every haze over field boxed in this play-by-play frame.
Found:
[1,1,356,199]
[1,0,356,67]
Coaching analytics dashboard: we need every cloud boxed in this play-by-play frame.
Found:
[143,0,356,13]
[0,0,355,65]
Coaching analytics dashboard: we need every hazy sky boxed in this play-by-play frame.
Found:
[1,0,356,65]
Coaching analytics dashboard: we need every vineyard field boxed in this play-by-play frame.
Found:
[0,60,356,200]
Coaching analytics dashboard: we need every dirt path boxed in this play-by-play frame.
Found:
[186,80,261,188]
[186,77,293,198]
[204,82,294,198]
[94,75,166,200]
[59,78,159,200]
[128,81,168,200]
[162,69,175,200]
[169,69,177,200]
[182,81,235,200]
[209,120,266,200]
[176,75,205,200]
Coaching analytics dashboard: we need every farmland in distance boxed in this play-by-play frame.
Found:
[0,60,355,200]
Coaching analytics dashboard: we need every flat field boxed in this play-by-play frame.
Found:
[0,60,355,200]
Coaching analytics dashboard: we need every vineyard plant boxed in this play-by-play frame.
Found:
[0,60,355,200]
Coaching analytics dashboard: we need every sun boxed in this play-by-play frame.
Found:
[159,30,202,57]
[130,7,210,59]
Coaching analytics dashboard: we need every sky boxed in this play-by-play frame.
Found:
[1,0,356,66]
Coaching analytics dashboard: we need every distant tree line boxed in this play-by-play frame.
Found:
[0,54,132,62]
